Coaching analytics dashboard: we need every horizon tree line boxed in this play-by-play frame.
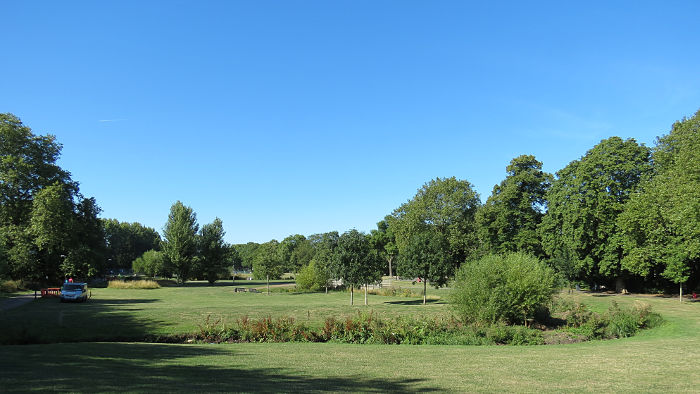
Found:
[1,110,698,298]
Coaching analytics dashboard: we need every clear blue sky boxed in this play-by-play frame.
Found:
[3,1,699,244]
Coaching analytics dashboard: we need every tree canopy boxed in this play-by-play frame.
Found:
[198,218,231,284]
[619,111,700,298]
[103,219,161,271]
[332,229,382,305]
[539,137,652,287]
[390,177,481,273]
[161,201,199,284]
[477,155,552,257]
[0,113,104,284]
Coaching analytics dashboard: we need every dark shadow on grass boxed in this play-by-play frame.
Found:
[87,298,160,305]
[0,343,440,392]
[178,280,296,288]
[384,299,442,305]
[0,297,167,345]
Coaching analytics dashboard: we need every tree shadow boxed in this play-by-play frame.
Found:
[384,299,442,305]
[0,343,441,392]
[0,297,167,345]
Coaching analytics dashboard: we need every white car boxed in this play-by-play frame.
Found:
[60,283,89,302]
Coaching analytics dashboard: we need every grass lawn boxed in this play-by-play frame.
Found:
[1,283,699,392]
[0,280,451,343]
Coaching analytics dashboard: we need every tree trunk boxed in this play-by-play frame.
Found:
[350,285,354,305]
[364,284,368,305]
[423,278,427,305]
[680,282,683,303]
[267,275,270,295]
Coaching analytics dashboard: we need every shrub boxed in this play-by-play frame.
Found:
[295,260,328,292]
[0,279,22,293]
[556,299,663,340]
[451,253,558,326]
[132,250,170,278]
[108,280,160,289]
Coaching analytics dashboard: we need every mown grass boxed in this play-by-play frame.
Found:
[0,280,451,343]
[1,283,699,391]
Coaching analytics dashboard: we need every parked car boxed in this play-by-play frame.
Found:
[60,282,89,302]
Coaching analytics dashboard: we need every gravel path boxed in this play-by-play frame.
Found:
[0,293,36,311]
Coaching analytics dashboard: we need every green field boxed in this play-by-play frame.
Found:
[1,282,699,392]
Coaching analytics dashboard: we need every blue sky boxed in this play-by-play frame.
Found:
[3,1,699,244]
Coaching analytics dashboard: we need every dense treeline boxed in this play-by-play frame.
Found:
[1,110,699,295]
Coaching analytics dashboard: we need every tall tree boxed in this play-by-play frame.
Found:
[198,218,230,284]
[619,110,700,300]
[396,229,450,304]
[477,155,552,257]
[1,114,105,283]
[253,240,284,295]
[539,137,652,290]
[370,217,398,278]
[332,229,382,305]
[308,231,339,293]
[391,177,481,274]
[161,201,199,284]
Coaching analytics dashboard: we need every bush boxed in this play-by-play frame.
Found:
[132,250,170,278]
[0,279,22,293]
[451,252,558,326]
[555,299,663,340]
[108,280,160,289]
[295,260,329,292]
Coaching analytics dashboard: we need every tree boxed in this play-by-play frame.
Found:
[396,229,450,304]
[539,137,652,290]
[619,110,700,301]
[103,219,161,271]
[0,113,73,229]
[278,234,313,272]
[370,217,398,278]
[477,155,552,257]
[234,242,260,270]
[390,177,481,275]
[1,113,104,284]
[161,201,199,284]
[332,229,383,305]
[253,240,284,295]
[198,218,230,284]
[308,231,339,293]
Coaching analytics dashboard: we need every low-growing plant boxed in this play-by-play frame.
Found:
[188,311,547,346]
[367,286,420,298]
[108,280,160,289]
[556,299,663,340]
